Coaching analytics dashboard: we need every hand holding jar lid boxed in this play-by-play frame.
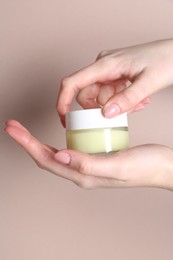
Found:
[4,39,173,190]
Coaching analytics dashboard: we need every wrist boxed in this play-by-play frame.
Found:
[157,148,173,191]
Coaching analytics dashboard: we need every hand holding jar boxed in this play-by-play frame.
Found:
[4,39,173,191]
[4,120,173,190]
[57,39,173,126]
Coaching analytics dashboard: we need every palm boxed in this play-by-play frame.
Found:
[4,120,172,189]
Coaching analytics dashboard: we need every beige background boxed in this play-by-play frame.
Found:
[1,0,173,259]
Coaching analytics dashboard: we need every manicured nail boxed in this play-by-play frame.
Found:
[3,127,7,133]
[3,121,7,128]
[104,104,121,118]
[54,152,71,164]
[60,117,66,128]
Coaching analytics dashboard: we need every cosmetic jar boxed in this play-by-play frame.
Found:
[66,108,128,154]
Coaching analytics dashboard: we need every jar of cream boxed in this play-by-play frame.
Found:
[66,108,128,154]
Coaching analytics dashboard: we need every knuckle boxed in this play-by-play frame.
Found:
[98,54,109,63]
[35,160,45,169]
[61,76,71,89]
[76,91,91,108]
[76,97,85,108]
[96,55,117,72]
[35,151,50,170]
[79,162,88,175]
[61,76,79,96]
[76,91,83,103]
[76,178,93,189]
[78,157,93,175]
[74,156,94,189]
[97,50,108,60]
[95,56,109,71]
[96,49,112,61]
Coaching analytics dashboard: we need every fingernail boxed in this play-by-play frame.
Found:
[3,127,7,133]
[104,104,121,118]
[60,118,66,128]
[54,152,71,164]
[3,121,7,128]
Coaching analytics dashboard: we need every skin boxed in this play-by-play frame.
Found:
[57,39,173,126]
[4,120,173,190]
[4,39,173,190]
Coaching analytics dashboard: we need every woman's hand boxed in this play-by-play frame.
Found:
[4,120,173,190]
[57,39,173,126]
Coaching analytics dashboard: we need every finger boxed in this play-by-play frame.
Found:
[56,58,122,124]
[76,79,127,109]
[5,120,59,154]
[4,121,128,188]
[96,84,115,106]
[53,149,128,188]
[44,144,59,153]
[4,124,51,162]
[76,83,101,109]
[142,97,151,104]
[57,63,100,122]
[97,79,127,106]
[54,149,127,182]
[129,96,151,112]
[132,103,145,112]
[5,119,30,134]
[4,123,69,178]
[103,71,153,117]
[113,79,128,94]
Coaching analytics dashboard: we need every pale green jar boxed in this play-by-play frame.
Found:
[66,108,128,154]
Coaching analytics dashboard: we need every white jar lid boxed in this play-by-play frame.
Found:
[66,108,128,130]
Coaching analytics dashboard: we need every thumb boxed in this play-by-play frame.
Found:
[103,73,149,118]
[54,149,120,178]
